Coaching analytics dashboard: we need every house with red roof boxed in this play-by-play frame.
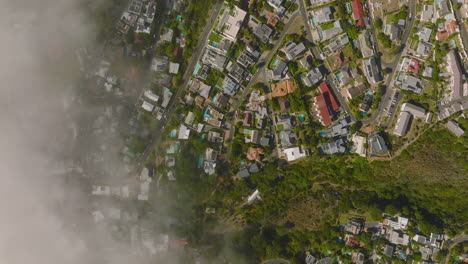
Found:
[315,95,332,126]
[436,31,449,40]
[314,82,340,126]
[352,0,365,26]
[445,20,458,35]
[407,59,420,75]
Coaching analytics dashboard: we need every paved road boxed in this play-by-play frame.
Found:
[453,4,468,55]
[225,12,300,161]
[361,0,416,127]
[442,235,468,264]
[134,1,224,173]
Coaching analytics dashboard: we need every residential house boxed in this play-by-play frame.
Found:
[237,47,261,68]
[184,112,195,126]
[151,57,169,72]
[270,59,290,80]
[393,111,412,136]
[314,82,340,126]
[277,115,297,130]
[359,94,372,112]
[303,66,323,86]
[345,219,363,234]
[320,138,346,154]
[312,6,334,24]
[323,33,349,57]
[300,52,313,68]
[387,23,402,41]
[401,74,423,94]
[386,230,409,246]
[351,134,366,157]
[260,136,270,147]
[219,6,247,40]
[351,0,365,26]
[141,101,155,112]
[144,90,159,103]
[383,244,395,258]
[401,102,426,119]
[178,124,190,140]
[201,47,227,71]
[222,76,239,96]
[283,147,307,162]
[319,20,343,40]
[316,257,333,264]
[421,5,434,22]
[321,117,351,138]
[254,23,274,43]
[169,62,180,74]
[416,41,432,58]
[212,92,229,108]
[336,66,358,87]
[419,246,433,261]
[418,27,432,42]
[190,79,211,98]
[207,130,224,143]
[204,161,216,175]
[369,134,388,155]
[437,1,450,18]
[305,252,316,264]
[406,58,421,75]
[229,63,249,83]
[161,88,173,108]
[383,215,409,230]
[250,130,262,145]
[345,234,360,248]
[358,30,374,58]
[279,130,296,147]
[352,252,365,264]
[165,155,175,167]
[423,66,433,78]
[331,52,349,70]
[446,49,464,101]
[341,83,366,101]
[446,120,465,137]
[160,28,174,42]
[283,41,306,60]
[267,0,283,10]
[362,57,382,84]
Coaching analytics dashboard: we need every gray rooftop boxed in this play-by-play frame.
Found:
[303,66,323,87]
[369,134,388,155]
[254,23,274,43]
[284,41,306,60]
[320,138,346,154]
[401,74,423,94]
[446,120,465,137]
[393,111,412,137]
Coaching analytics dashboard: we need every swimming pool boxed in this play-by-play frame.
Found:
[299,114,305,123]
[170,129,177,138]
[193,64,201,76]
[272,58,279,67]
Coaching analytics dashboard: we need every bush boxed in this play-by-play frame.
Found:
[377,32,392,48]
[374,18,383,30]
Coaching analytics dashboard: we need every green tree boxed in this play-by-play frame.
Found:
[374,18,383,30]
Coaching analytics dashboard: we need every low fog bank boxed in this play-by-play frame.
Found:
[0,1,149,263]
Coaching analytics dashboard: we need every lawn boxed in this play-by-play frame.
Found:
[321,21,335,30]
[209,32,223,43]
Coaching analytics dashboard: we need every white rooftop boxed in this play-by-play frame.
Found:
[283,147,307,162]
